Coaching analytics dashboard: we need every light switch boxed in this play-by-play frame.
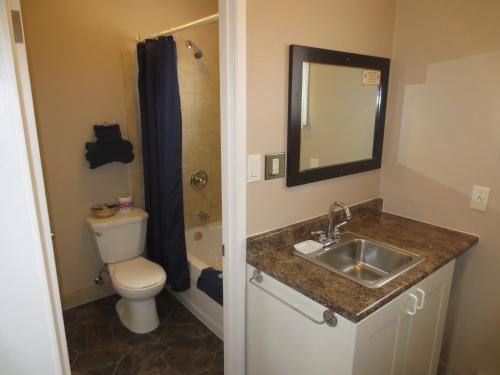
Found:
[470,185,490,212]
[265,153,285,180]
[247,154,261,182]
[310,158,319,168]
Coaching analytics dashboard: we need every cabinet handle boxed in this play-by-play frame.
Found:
[416,288,426,310]
[407,293,418,316]
[249,269,337,327]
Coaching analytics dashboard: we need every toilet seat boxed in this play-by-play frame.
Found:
[109,257,166,290]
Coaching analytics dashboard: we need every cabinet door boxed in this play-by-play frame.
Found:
[403,261,454,375]
[246,265,357,375]
[352,290,414,375]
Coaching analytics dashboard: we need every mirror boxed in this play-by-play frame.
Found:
[287,45,390,187]
[300,63,379,170]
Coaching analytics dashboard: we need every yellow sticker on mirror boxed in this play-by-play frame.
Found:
[362,70,381,85]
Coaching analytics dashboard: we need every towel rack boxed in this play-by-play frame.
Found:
[249,269,337,327]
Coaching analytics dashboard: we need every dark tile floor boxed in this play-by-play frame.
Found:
[64,290,223,375]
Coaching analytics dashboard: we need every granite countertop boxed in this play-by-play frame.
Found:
[246,199,478,323]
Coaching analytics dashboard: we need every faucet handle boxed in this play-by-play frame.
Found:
[311,231,327,245]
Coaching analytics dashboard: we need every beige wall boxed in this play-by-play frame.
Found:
[22,0,218,307]
[246,0,397,235]
[381,0,500,374]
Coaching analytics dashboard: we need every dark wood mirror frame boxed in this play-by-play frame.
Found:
[286,45,390,187]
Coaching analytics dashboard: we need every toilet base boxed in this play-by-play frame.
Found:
[115,297,160,334]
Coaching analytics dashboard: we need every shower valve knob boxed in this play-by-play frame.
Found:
[190,170,208,190]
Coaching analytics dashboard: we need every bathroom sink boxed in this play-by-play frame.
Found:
[295,232,424,288]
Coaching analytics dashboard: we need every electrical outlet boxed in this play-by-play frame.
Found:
[272,158,280,175]
[264,153,285,180]
[470,185,490,212]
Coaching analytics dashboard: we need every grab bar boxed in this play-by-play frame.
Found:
[249,269,337,327]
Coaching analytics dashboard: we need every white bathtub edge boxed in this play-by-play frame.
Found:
[168,285,224,340]
[166,225,224,340]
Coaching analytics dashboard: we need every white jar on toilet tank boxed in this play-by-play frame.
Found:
[118,195,133,213]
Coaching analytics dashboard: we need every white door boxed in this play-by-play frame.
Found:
[0,0,70,373]
[352,288,414,375]
[403,261,454,375]
[218,0,247,373]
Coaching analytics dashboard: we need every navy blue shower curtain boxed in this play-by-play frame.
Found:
[137,36,190,291]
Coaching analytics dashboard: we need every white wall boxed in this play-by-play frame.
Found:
[382,0,500,373]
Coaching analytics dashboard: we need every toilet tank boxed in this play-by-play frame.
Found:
[86,208,149,264]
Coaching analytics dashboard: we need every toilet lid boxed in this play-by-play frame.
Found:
[110,257,166,289]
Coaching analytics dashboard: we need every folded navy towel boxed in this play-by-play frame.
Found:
[196,267,223,306]
[85,140,134,169]
[93,124,122,144]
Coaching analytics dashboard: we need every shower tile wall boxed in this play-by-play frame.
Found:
[177,28,221,229]
[122,24,221,229]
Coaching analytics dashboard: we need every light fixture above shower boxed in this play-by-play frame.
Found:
[185,40,203,59]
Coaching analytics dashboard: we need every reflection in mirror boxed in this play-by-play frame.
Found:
[299,63,380,171]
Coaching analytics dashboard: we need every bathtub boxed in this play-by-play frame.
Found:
[170,223,223,339]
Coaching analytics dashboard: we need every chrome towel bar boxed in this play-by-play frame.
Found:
[249,269,337,327]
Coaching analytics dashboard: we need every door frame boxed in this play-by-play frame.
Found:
[2,0,247,373]
[219,0,247,374]
[1,0,70,373]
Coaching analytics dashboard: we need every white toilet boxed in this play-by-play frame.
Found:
[87,208,166,334]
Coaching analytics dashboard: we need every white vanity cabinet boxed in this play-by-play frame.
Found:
[246,261,454,375]
[401,261,454,375]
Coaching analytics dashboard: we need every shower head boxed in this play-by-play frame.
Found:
[185,40,203,59]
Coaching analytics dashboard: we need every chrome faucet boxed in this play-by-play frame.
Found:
[312,201,352,247]
[328,201,351,241]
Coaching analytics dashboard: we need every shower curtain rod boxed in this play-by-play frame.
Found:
[137,13,219,42]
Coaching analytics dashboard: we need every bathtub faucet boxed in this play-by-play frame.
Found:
[195,210,209,224]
